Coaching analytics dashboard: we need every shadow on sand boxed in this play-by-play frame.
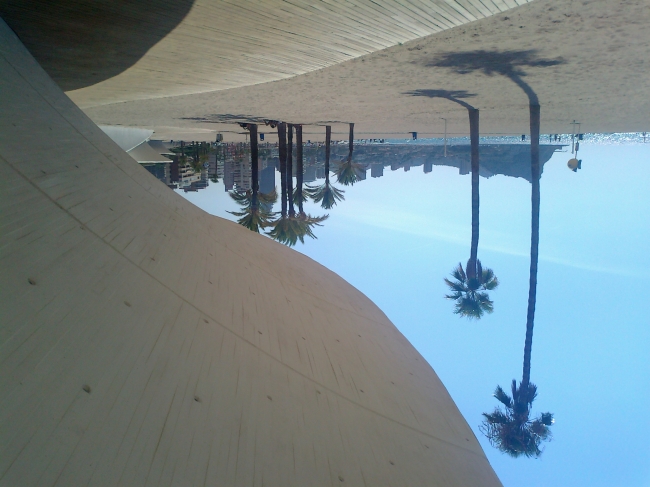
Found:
[0,0,195,91]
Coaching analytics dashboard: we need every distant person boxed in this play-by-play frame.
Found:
[521,134,526,141]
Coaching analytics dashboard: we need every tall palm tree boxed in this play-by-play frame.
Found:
[306,125,345,209]
[277,122,288,217]
[525,104,541,388]
[347,123,354,160]
[250,124,258,203]
[335,125,364,186]
[407,91,498,317]
[287,124,295,217]
[480,104,553,458]
[293,124,308,212]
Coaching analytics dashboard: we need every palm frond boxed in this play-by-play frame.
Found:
[334,160,365,186]
[476,292,494,313]
[266,212,328,246]
[229,189,252,206]
[484,276,500,290]
[482,410,510,425]
[305,182,345,209]
[443,278,466,294]
[444,291,464,301]
[454,297,483,319]
[481,266,494,282]
[259,188,278,206]
[455,263,467,282]
[292,187,309,206]
[493,385,512,408]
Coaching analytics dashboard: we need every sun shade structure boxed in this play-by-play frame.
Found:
[0,16,502,487]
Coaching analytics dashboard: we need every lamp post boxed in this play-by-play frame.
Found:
[441,118,447,157]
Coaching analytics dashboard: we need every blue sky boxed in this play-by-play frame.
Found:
[180,143,650,487]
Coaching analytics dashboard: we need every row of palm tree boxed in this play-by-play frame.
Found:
[229,122,363,230]
[230,122,366,246]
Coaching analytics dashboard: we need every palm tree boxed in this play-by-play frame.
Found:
[406,91,498,317]
[444,260,498,319]
[348,123,354,160]
[480,102,553,458]
[287,124,295,216]
[293,124,309,212]
[306,125,345,209]
[335,123,364,186]
[277,122,288,216]
[249,124,258,204]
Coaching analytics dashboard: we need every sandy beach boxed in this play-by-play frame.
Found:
[81,0,650,142]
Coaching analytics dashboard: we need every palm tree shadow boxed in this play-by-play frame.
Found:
[425,50,564,104]
[1,0,196,91]
[403,89,477,110]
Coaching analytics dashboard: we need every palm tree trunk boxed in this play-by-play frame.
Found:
[277,123,287,217]
[287,124,295,216]
[249,124,259,211]
[522,104,541,389]
[468,108,480,279]
[348,123,354,162]
[325,125,331,180]
[296,125,304,213]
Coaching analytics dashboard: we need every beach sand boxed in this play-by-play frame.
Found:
[83,0,650,141]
